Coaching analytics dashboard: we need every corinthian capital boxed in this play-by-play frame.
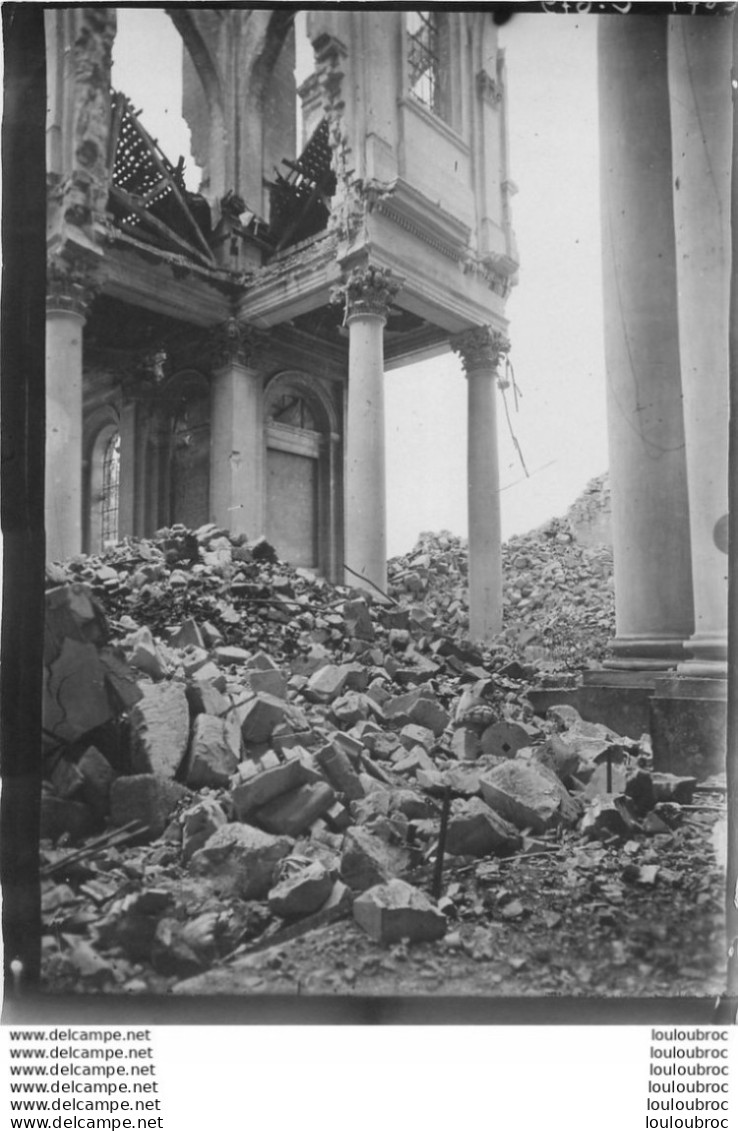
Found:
[331,265,400,323]
[46,254,99,316]
[450,325,510,374]
[208,318,269,370]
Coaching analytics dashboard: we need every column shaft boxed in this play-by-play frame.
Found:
[45,308,84,561]
[669,16,732,673]
[345,312,387,592]
[598,16,694,668]
[209,361,263,539]
[117,398,136,539]
[467,366,502,640]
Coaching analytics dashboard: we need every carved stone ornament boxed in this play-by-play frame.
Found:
[208,318,269,370]
[46,254,100,316]
[476,69,502,106]
[70,8,117,224]
[450,325,511,374]
[331,265,401,323]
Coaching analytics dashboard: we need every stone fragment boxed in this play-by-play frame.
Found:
[214,645,251,666]
[168,618,205,650]
[393,747,436,777]
[48,757,85,800]
[190,662,227,691]
[451,727,480,761]
[252,782,336,838]
[130,680,190,777]
[340,827,410,892]
[581,795,642,839]
[446,797,521,857]
[110,774,188,839]
[239,693,292,744]
[480,761,581,834]
[245,650,281,672]
[353,879,446,945]
[324,800,352,831]
[185,679,231,718]
[268,861,333,918]
[44,638,116,748]
[391,789,434,820]
[249,668,288,699]
[186,715,239,789]
[188,823,293,899]
[181,797,228,863]
[399,723,435,752]
[315,743,365,800]
[305,664,357,703]
[231,753,312,819]
[40,794,95,842]
[343,598,375,641]
[480,719,539,758]
[77,746,117,818]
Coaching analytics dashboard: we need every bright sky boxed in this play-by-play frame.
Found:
[112,9,609,557]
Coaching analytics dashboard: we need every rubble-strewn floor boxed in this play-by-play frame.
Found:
[39,497,728,1001]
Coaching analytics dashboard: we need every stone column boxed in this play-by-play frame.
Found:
[597,16,695,669]
[343,266,398,593]
[668,16,732,675]
[208,320,264,540]
[45,262,95,562]
[451,325,507,642]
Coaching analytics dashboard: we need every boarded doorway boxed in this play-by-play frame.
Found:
[266,448,318,567]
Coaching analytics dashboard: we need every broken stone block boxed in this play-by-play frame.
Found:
[393,746,436,777]
[231,753,312,819]
[399,723,435,752]
[185,678,231,718]
[651,772,697,805]
[315,743,365,800]
[343,598,375,641]
[181,797,228,863]
[188,823,293,899]
[383,687,429,724]
[350,791,393,825]
[239,692,292,744]
[391,789,434,820]
[190,662,227,691]
[330,691,374,728]
[40,793,95,842]
[353,879,446,945]
[364,731,402,760]
[480,761,581,834]
[168,618,205,650]
[404,697,450,736]
[96,889,175,963]
[268,861,333,918]
[340,827,410,892]
[249,668,288,699]
[77,746,117,819]
[480,719,539,758]
[48,757,85,800]
[305,664,356,703]
[252,781,336,838]
[324,800,352,832]
[181,647,211,678]
[44,638,117,750]
[582,761,628,799]
[151,918,204,978]
[581,795,642,839]
[446,798,521,857]
[451,727,480,761]
[110,774,188,839]
[245,650,281,672]
[130,680,190,778]
[214,645,251,666]
[185,715,239,789]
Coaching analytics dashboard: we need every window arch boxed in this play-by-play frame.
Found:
[84,411,121,553]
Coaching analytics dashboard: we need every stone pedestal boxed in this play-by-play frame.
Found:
[344,269,397,594]
[452,326,507,642]
[650,675,727,780]
[668,17,732,675]
[209,354,263,540]
[46,295,88,562]
[598,16,694,670]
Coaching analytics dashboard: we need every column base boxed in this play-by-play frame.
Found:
[603,634,687,672]
[678,632,727,677]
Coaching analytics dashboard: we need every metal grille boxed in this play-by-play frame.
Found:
[101,432,120,547]
[407,11,441,114]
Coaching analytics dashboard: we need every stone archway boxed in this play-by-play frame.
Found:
[263,371,340,576]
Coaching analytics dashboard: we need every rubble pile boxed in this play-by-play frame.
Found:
[38,512,722,997]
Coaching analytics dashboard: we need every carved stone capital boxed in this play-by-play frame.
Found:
[451,325,510,374]
[332,265,400,324]
[117,349,169,403]
[208,319,269,370]
[46,255,100,317]
[477,69,503,106]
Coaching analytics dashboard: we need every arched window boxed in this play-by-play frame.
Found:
[101,432,121,547]
[85,415,121,553]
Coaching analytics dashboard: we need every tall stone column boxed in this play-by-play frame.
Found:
[342,266,398,593]
[668,16,732,675]
[598,16,694,669]
[208,320,265,540]
[451,325,507,642]
[45,261,95,562]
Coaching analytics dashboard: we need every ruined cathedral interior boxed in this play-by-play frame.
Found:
[21,5,733,1000]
